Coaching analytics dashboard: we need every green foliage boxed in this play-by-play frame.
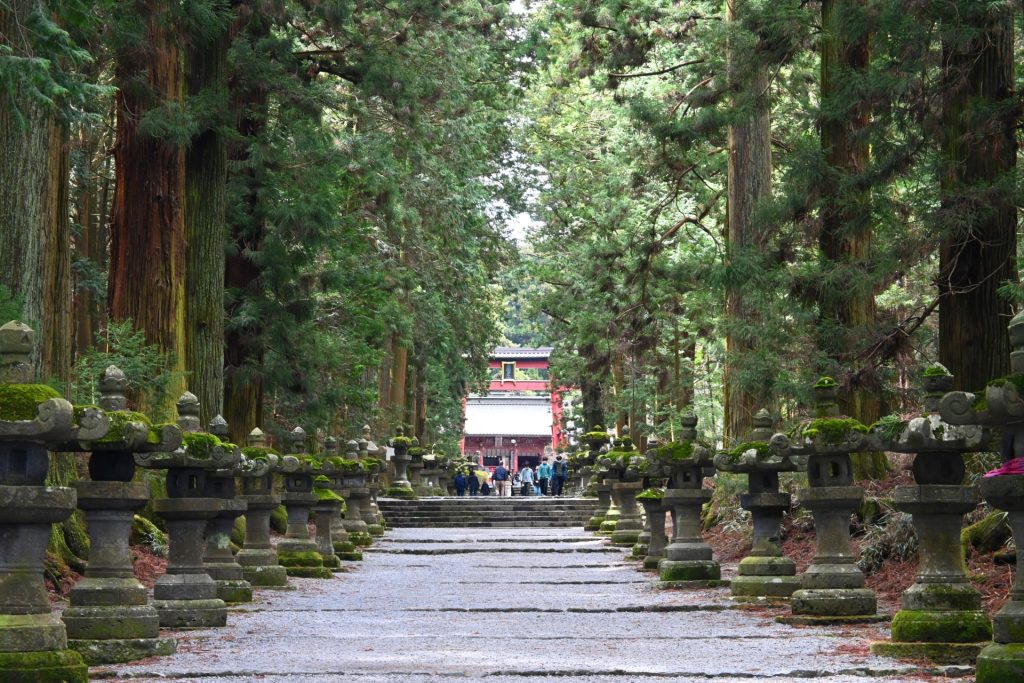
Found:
[871,414,907,443]
[799,417,869,443]
[71,320,181,419]
[724,441,771,460]
[636,487,665,500]
[858,511,918,575]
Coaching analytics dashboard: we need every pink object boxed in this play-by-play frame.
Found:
[984,457,1024,477]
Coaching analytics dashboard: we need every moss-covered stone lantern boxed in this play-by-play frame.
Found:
[386,426,416,499]
[939,310,1024,681]
[134,391,237,628]
[319,437,360,562]
[713,409,802,601]
[340,439,373,547]
[770,377,881,625]
[276,427,333,579]
[362,426,387,534]
[655,414,722,587]
[636,486,668,570]
[201,415,253,604]
[61,365,180,664]
[598,433,645,547]
[582,426,611,531]
[865,366,991,663]
[0,321,102,682]
[236,427,289,587]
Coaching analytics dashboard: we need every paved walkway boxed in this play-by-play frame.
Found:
[93,528,971,682]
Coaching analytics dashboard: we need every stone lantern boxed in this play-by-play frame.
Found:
[201,415,253,604]
[864,366,991,663]
[135,391,238,627]
[713,409,803,601]
[386,426,416,499]
[407,436,427,496]
[0,321,103,682]
[311,472,343,571]
[582,426,611,531]
[770,377,881,625]
[636,485,668,570]
[276,427,333,578]
[341,439,373,547]
[319,437,360,562]
[597,435,645,547]
[362,426,386,534]
[939,310,1024,682]
[236,427,289,587]
[655,414,722,587]
[61,365,181,663]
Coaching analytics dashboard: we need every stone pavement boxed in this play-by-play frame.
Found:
[92,528,972,682]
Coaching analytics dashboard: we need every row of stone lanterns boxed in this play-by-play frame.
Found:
[576,312,1024,678]
[0,320,392,678]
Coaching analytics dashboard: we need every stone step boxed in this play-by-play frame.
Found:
[377,496,596,527]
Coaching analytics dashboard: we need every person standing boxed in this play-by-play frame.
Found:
[520,465,535,496]
[493,462,509,497]
[474,466,489,495]
[454,471,467,497]
[467,468,480,496]
[537,458,552,496]
[552,455,568,496]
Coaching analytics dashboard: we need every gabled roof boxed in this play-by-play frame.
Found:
[464,396,552,437]
[490,346,553,360]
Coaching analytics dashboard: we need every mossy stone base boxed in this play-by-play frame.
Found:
[599,519,618,534]
[333,540,357,553]
[643,555,664,570]
[321,554,341,569]
[610,529,640,546]
[891,609,992,644]
[976,643,1024,683]
[337,551,363,561]
[658,579,730,590]
[730,574,801,599]
[659,560,720,583]
[385,485,417,500]
[0,649,88,683]
[869,640,984,665]
[737,555,796,577]
[153,598,227,628]
[791,588,877,618]
[631,542,649,558]
[776,613,888,626]
[285,565,334,579]
[69,636,177,665]
[241,564,288,587]
[367,524,385,537]
[349,531,373,547]
[62,604,159,640]
[584,519,603,532]
[215,580,253,604]
[278,549,325,568]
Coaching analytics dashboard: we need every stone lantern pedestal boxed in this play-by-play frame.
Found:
[203,496,252,604]
[278,489,332,579]
[311,473,343,571]
[236,429,289,588]
[639,498,668,570]
[386,428,416,499]
[153,496,228,627]
[610,481,643,547]
[586,483,611,531]
[632,518,651,559]
[974,476,1024,682]
[659,487,720,587]
[64,481,176,663]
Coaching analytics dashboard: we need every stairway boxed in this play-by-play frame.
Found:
[377,496,595,527]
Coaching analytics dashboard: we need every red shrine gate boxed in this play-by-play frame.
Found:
[461,347,565,471]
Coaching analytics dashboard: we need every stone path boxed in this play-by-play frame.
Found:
[92,528,972,682]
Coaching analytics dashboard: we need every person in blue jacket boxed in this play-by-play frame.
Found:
[454,471,467,497]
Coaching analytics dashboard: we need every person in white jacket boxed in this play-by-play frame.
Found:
[520,465,535,496]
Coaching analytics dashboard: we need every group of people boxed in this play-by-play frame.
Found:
[453,456,569,497]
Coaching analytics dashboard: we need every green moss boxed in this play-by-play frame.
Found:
[241,446,280,460]
[0,383,61,421]
[891,610,991,643]
[392,436,413,446]
[408,446,426,456]
[725,441,771,460]
[361,457,382,472]
[278,549,324,567]
[989,374,1024,396]
[73,404,100,423]
[636,487,665,500]
[924,364,951,377]
[659,441,694,461]
[313,475,343,502]
[97,410,152,444]
[972,393,988,412]
[182,432,224,458]
[0,649,88,683]
[815,376,838,388]
[800,417,869,443]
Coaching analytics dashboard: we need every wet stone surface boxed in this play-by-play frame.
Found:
[92,528,969,682]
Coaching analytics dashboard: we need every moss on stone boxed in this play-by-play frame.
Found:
[0,649,88,683]
[182,432,224,458]
[0,383,61,421]
[725,441,771,460]
[278,550,324,567]
[636,487,665,500]
[815,376,838,388]
[392,436,413,446]
[976,643,1024,683]
[988,374,1024,395]
[923,364,951,378]
[313,476,343,502]
[658,441,694,461]
[97,410,152,444]
[800,417,869,443]
[241,446,279,460]
[870,414,907,442]
[891,609,992,643]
